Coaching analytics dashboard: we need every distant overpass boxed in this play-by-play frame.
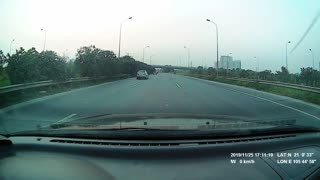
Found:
[151,65,196,70]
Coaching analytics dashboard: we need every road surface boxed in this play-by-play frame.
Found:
[1,73,320,133]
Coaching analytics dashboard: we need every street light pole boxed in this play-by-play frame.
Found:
[184,46,190,68]
[285,41,291,71]
[40,29,46,51]
[254,56,260,80]
[150,54,155,65]
[309,49,315,69]
[118,17,133,58]
[254,56,260,72]
[206,19,219,76]
[227,53,232,77]
[142,46,150,63]
[10,39,15,55]
[63,49,68,59]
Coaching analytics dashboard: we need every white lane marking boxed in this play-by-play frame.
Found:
[176,82,182,88]
[190,76,320,109]
[240,92,320,121]
[57,113,77,123]
[188,76,320,121]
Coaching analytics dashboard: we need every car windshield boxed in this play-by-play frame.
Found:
[0,0,320,138]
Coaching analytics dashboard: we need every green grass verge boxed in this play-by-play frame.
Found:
[181,73,320,105]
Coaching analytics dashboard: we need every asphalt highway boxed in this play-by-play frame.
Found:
[1,73,320,133]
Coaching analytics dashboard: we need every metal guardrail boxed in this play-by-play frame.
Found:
[0,75,129,94]
[225,77,320,94]
[0,80,53,90]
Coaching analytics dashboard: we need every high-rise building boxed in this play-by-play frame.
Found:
[220,56,233,69]
[216,56,241,70]
[233,60,241,69]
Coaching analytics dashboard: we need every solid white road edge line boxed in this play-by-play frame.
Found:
[240,91,320,121]
[186,76,320,121]
[57,113,77,123]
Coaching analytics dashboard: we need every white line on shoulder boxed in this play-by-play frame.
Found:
[241,92,320,121]
[57,113,77,123]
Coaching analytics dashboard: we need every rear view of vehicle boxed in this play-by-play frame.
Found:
[137,70,149,80]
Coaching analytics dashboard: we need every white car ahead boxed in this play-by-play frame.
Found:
[136,70,149,80]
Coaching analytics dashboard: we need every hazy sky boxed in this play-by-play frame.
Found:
[0,0,319,73]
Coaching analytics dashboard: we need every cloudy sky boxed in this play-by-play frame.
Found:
[0,0,319,73]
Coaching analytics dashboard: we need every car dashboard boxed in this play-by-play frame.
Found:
[1,132,320,180]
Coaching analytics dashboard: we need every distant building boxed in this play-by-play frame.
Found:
[233,60,241,69]
[215,56,241,70]
[219,56,233,69]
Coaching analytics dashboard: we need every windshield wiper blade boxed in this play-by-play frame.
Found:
[98,127,176,131]
[259,125,320,133]
[7,124,320,140]
[48,122,179,131]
